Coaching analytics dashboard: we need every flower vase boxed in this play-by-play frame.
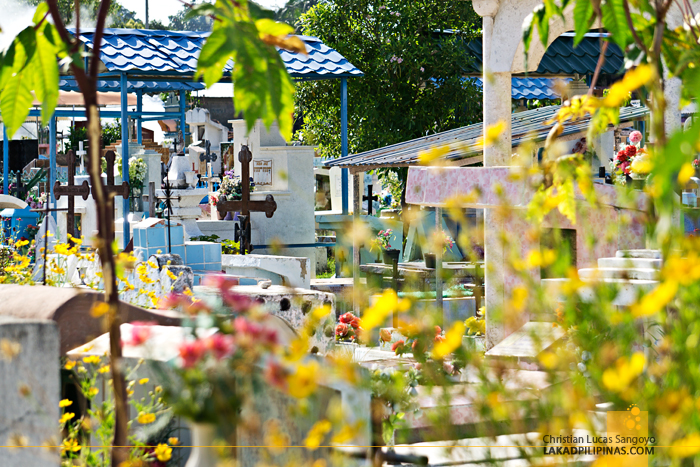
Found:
[423,253,436,269]
[224,211,234,221]
[130,186,143,212]
[382,248,400,264]
[185,423,219,467]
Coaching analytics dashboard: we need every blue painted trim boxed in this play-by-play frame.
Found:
[2,126,7,196]
[26,109,174,119]
[340,78,348,215]
[49,116,57,222]
[121,72,130,248]
[136,90,143,145]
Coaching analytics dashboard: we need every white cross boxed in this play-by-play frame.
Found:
[76,141,87,174]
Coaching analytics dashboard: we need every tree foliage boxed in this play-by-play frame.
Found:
[294,0,483,165]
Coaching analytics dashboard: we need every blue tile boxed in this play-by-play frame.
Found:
[168,225,185,245]
[204,263,222,271]
[204,243,221,262]
[170,245,186,260]
[186,244,205,264]
[137,227,147,248]
[147,227,166,248]
[189,263,205,271]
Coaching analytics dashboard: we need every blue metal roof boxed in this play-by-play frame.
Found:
[59,78,204,92]
[68,28,363,81]
[462,33,624,76]
[472,77,571,100]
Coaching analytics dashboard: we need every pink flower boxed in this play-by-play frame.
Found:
[629,131,642,144]
[339,312,356,324]
[179,340,205,368]
[124,321,155,346]
[420,67,424,72]
[335,323,349,337]
[206,334,235,359]
[397,58,403,64]
[264,360,287,390]
[222,291,253,312]
[202,274,239,289]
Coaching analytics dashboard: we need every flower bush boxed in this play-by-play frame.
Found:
[371,229,393,252]
[114,156,148,188]
[214,170,255,203]
[611,130,650,185]
[335,312,362,341]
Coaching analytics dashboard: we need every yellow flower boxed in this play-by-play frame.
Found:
[64,360,76,370]
[362,289,411,331]
[61,439,81,453]
[168,437,179,445]
[0,339,21,360]
[671,433,700,458]
[526,249,556,268]
[630,280,678,318]
[509,286,528,312]
[418,144,450,165]
[138,378,149,385]
[287,361,319,398]
[432,321,465,359]
[59,399,72,408]
[83,355,100,365]
[476,120,505,148]
[154,443,172,462]
[97,365,110,374]
[304,419,332,450]
[86,387,99,397]
[155,385,163,393]
[59,412,75,424]
[602,64,654,107]
[137,412,156,424]
[90,302,110,318]
[14,239,29,248]
[602,353,645,393]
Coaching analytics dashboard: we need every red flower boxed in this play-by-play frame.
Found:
[624,145,637,157]
[434,335,446,344]
[264,360,287,390]
[206,334,235,360]
[391,340,405,352]
[124,321,155,346]
[335,323,349,337]
[616,151,628,162]
[179,340,205,368]
[350,317,362,329]
[434,326,442,336]
[339,312,355,324]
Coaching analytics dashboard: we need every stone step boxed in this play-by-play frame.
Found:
[598,257,662,269]
[542,277,657,306]
[616,249,661,259]
[578,267,659,281]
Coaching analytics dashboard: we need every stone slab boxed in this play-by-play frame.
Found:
[485,322,565,361]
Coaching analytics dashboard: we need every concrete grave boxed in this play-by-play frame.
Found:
[222,254,310,289]
[0,317,60,467]
[0,285,181,354]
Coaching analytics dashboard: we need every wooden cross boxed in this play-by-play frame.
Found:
[53,150,90,242]
[199,140,217,175]
[216,145,277,254]
[363,183,379,216]
[102,150,130,199]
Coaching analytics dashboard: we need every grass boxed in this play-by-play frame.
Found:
[316,256,336,279]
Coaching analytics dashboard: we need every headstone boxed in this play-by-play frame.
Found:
[0,317,60,467]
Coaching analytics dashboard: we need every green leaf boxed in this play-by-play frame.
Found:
[573,0,595,46]
[601,0,629,50]
[33,25,59,124]
[1,67,34,138]
[255,18,295,37]
[32,1,49,24]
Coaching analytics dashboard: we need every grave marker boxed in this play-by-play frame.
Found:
[54,150,90,243]
[216,145,277,254]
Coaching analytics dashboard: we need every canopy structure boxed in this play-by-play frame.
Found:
[324,105,649,173]
[3,28,363,247]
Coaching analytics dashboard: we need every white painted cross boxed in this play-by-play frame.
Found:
[77,141,87,175]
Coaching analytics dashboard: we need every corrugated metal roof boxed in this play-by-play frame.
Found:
[324,105,648,170]
[59,78,205,92]
[463,33,624,76]
[472,77,571,100]
[68,28,363,81]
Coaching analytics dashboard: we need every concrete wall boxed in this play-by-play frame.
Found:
[0,317,60,467]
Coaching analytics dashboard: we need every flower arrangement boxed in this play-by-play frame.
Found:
[611,130,650,185]
[693,158,699,170]
[25,188,47,209]
[371,229,393,252]
[335,312,362,342]
[214,170,255,202]
[115,156,148,188]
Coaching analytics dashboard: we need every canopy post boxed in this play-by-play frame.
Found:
[121,72,130,248]
[49,115,57,221]
[341,77,349,215]
[136,90,143,145]
[2,125,7,196]
[180,89,187,148]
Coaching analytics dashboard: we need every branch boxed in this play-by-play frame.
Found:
[45,0,78,52]
[89,0,113,78]
[623,0,649,56]
[588,41,609,97]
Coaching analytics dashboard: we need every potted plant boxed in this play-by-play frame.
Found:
[116,156,147,212]
[424,230,454,269]
[371,229,399,264]
[611,130,650,188]
[463,307,486,352]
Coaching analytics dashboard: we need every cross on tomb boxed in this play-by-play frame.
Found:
[31,168,69,284]
[199,140,217,178]
[102,150,130,200]
[53,150,90,243]
[363,183,379,216]
[216,145,277,255]
[155,175,181,254]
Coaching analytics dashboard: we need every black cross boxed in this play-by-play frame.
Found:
[53,150,90,243]
[13,171,24,199]
[363,184,379,216]
[216,145,277,254]
[156,172,181,253]
[199,140,217,166]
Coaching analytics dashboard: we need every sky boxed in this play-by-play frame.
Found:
[119,0,285,25]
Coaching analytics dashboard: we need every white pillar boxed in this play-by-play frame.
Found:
[663,76,682,134]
